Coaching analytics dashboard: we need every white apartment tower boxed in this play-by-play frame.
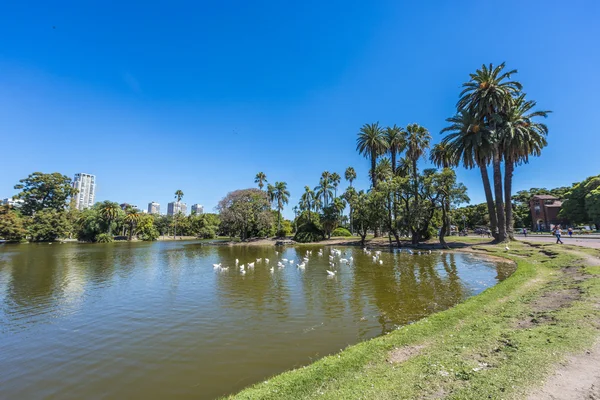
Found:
[148,201,160,215]
[167,201,187,216]
[191,204,204,215]
[72,173,96,210]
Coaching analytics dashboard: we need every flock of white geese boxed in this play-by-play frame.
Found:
[212,247,441,277]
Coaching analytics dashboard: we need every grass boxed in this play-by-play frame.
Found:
[227,240,600,399]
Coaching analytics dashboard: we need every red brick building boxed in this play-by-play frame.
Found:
[529,195,568,231]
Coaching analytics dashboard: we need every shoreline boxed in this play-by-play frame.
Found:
[227,238,600,399]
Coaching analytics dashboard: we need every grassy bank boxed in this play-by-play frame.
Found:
[228,240,600,399]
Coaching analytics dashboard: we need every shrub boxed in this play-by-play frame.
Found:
[276,229,289,238]
[293,222,325,243]
[96,233,114,243]
[331,227,352,237]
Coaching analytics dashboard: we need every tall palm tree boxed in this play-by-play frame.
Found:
[331,172,341,198]
[404,124,431,238]
[255,172,267,191]
[384,125,406,175]
[441,110,498,238]
[500,95,550,238]
[173,190,184,239]
[356,122,386,188]
[124,210,141,241]
[373,157,393,184]
[300,186,314,222]
[100,203,120,236]
[345,167,356,187]
[274,181,290,234]
[458,63,522,242]
[266,183,275,204]
[315,171,334,207]
[431,143,455,241]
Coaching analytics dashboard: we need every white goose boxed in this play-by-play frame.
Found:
[326,270,336,276]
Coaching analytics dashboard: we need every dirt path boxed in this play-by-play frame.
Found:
[528,247,600,400]
[527,341,600,400]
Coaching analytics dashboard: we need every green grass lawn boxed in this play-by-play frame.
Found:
[227,240,600,399]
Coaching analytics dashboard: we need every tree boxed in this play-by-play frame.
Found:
[299,186,315,222]
[457,63,522,242]
[441,110,498,239]
[0,205,26,241]
[384,125,406,175]
[560,176,600,226]
[356,122,386,188]
[331,172,341,199]
[14,172,77,216]
[432,169,469,247]
[500,94,550,238]
[255,172,267,191]
[28,209,70,242]
[273,181,290,235]
[173,190,184,239]
[315,171,334,208]
[345,167,356,187]
[403,123,431,243]
[124,210,141,240]
[431,143,454,238]
[99,201,121,236]
[217,188,273,240]
[137,214,159,241]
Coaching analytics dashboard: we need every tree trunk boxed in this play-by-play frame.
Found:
[439,200,448,248]
[372,153,380,238]
[479,163,498,240]
[504,160,515,240]
[492,151,507,242]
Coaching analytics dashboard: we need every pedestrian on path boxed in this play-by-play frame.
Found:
[568,227,573,238]
[554,226,564,244]
[523,228,527,237]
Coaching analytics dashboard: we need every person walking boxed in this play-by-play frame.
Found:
[568,227,573,238]
[523,228,527,237]
[554,226,564,244]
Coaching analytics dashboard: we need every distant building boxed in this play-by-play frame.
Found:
[120,203,139,211]
[167,201,187,216]
[191,204,204,215]
[72,173,96,210]
[1,198,24,208]
[530,195,568,231]
[148,201,160,215]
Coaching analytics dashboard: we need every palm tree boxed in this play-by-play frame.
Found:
[99,203,120,236]
[266,183,275,204]
[315,171,334,207]
[173,190,184,239]
[273,181,290,234]
[331,172,341,198]
[124,210,141,241]
[373,157,393,184]
[441,110,498,239]
[345,167,356,187]
[384,125,406,175]
[300,186,314,222]
[404,124,431,241]
[356,122,386,188]
[255,172,267,191]
[431,143,455,241]
[500,95,550,238]
[458,63,522,242]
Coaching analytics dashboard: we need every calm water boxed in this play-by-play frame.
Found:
[0,241,514,399]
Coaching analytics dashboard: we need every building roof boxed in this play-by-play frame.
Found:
[546,201,563,207]
[532,194,559,200]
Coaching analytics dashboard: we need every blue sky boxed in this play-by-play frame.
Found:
[1,0,599,218]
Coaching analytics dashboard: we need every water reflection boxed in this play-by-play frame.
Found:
[0,242,514,399]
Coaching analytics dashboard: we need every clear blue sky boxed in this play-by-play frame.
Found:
[1,1,599,218]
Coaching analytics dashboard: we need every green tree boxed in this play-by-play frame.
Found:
[344,167,356,187]
[254,172,267,191]
[14,172,77,216]
[28,209,70,242]
[458,63,522,242]
[173,190,184,239]
[500,94,550,238]
[273,181,290,235]
[217,188,273,240]
[99,201,121,236]
[314,171,334,208]
[356,122,386,188]
[331,172,341,199]
[384,125,406,175]
[0,205,26,241]
[137,214,159,241]
[124,210,141,240]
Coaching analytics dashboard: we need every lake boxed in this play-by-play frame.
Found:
[0,241,514,399]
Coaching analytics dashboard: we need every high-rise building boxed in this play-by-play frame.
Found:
[1,198,24,208]
[167,201,187,216]
[191,204,204,215]
[148,201,160,215]
[72,173,96,210]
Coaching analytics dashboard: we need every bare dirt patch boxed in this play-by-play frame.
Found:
[530,288,581,313]
[387,344,426,364]
[527,341,600,400]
